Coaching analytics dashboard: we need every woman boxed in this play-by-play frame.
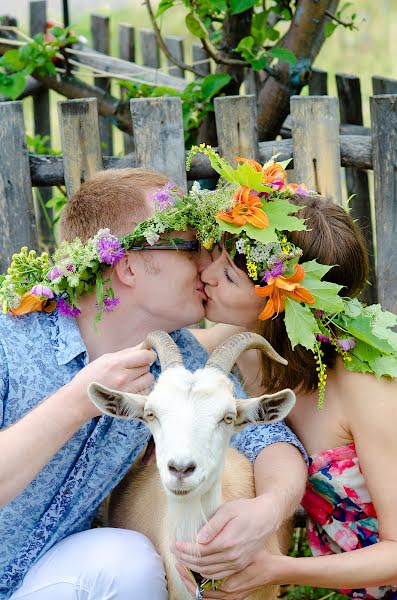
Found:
[176,154,397,599]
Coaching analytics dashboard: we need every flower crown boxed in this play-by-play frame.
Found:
[1,146,396,404]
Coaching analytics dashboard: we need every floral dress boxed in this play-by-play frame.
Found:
[301,443,397,599]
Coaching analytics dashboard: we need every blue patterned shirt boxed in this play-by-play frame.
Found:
[0,310,305,598]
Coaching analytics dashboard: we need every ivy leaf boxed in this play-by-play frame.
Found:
[185,12,207,38]
[155,0,174,18]
[284,298,319,350]
[268,47,297,65]
[200,73,231,100]
[230,0,258,15]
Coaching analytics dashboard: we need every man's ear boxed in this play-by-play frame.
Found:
[114,254,136,288]
[235,388,295,427]
[87,382,147,420]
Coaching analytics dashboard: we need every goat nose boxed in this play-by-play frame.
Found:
[168,460,196,477]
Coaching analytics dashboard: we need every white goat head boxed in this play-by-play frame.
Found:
[88,331,295,500]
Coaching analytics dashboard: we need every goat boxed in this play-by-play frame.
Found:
[88,331,296,600]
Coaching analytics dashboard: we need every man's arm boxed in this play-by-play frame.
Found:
[0,345,155,507]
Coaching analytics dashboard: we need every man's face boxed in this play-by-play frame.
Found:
[130,229,211,332]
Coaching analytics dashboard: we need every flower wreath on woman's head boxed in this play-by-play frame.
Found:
[1,145,396,404]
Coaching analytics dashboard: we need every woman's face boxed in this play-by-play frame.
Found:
[201,244,265,328]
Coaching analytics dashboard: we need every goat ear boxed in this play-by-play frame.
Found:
[87,382,147,420]
[235,388,295,426]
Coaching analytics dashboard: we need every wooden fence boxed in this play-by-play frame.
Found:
[0,92,396,315]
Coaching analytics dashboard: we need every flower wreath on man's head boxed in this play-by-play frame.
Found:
[1,145,396,404]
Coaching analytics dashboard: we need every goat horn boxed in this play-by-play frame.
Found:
[205,332,287,375]
[143,330,184,371]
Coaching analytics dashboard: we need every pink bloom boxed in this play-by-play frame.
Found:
[96,296,121,312]
[97,235,125,266]
[57,296,81,317]
[47,266,64,281]
[31,285,54,299]
[336,337,356,351]
[316,333,331,344]
[151,181,177,209]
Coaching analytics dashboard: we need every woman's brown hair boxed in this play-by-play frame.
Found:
[248,193,370,394]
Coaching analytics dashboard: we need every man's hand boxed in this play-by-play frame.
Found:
[67,344,157,421]
[173,495,280,580]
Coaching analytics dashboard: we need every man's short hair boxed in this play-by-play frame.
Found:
[59,168,170,242]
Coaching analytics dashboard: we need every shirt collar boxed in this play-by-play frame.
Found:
[50,309,88,366]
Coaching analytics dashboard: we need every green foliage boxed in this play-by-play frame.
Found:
[0,27,77,100]
[26,134,61,156]
[324,2,359,38]
[119,72,231,147]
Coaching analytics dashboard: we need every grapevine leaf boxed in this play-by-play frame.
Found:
[284,297,320,350]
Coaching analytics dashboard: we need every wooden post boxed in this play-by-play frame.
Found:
[214,95,259,165]
[290,96,342,204]
[370,95,397,313]
[91,14,113,155]
[130,97,186,190]
[372,76,397,95]
[192,43,210,78]
[308,68,328,96]
[58,98,103,198]
[119,23,135,154]
[336,73,376,304]
[29,0,54,252]
[0,102,38,271]
[140,29,160,69]
[165,35,185,78]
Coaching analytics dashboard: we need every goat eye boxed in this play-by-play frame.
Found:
[223,414,235,425]
[144,411,156,421]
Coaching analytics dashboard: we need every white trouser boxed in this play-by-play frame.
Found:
[10,528,168,600]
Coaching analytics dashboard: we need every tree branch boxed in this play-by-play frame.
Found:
[324,9,356,28]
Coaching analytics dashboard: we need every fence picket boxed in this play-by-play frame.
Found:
[0,102,37,272]
[336,73,376,303]
[372,76,397,95]
[140,28,160,69]
[214,95,259,165]
[291,96,342,204]
[91,15,113,155]
[118,23,135,154]
[370,95,397,314]
[129,97,186,190]
[308,68,328,96]
[165,35,185,78]
[192,43,210,78]
[58,98,103,198]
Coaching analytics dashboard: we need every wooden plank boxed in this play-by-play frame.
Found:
[214,95,259,165]
[336,73,376,304]
[57,98,103,198]
[308,68,328,96]
[71,44,186,91]
[130,97,186,190]
[28,135,374,187]
[139,28,160,69]
[370,95,397,313]
[118,23,135,154]
[91,14,113,155]
[372,76,397,96]
[192,43,210,78]
[291,96,342,204]
[0,102,37,272]
[29,0,54,253]
[165,35,184,78]
[243,69,259,97]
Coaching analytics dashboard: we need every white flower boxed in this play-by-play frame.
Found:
[67,274,80,288]
[145,232,160,245]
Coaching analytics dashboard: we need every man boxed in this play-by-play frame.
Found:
[0,168,307,600]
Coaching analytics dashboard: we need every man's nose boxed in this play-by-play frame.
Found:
[197,247,212,272]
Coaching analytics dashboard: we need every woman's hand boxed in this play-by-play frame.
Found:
[173,495,281,579]
[175,548,285,600]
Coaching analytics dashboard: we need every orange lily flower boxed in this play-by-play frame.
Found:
[11,293,57,316]
[237,157,287,187]
[255,264,315,320]
[216,186,269,229]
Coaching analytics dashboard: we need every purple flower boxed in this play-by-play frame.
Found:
[316,333,331,344]
[57,296,81,317]
[96,296,121,312]
[66,263,74,272]
[47,265,64,281]
[97,235,125,266]
[261,261,284,283]
[151,181,176,210]
[335,336,356,351]
[315,309,324,318]
[31,284,54,299]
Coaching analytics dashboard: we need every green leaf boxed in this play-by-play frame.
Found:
[303,275,344,313]
[262,199,307,232]
[0,72,26,100]
[342,313,396,355]
[234,36,255,55]
[155,0,175,18]
[243,223,278,244]
[185,12,207,38]
[324,22,337,38]
[301,260,333,280]
[200,73,231,100]
[284,298,319,350]
[229,0,257,15]
[349,340,397,378]
[367,305,397,350]
[251,56,268,71]
[268,47,297,65]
